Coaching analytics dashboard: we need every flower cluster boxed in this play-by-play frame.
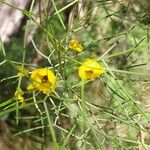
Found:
[13,39,105,106]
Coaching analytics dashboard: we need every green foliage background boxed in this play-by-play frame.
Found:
[0,0,150,149]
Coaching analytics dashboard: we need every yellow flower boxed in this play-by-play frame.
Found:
[78,59,105,80]
[14,88,25,106]
[69,39,83,52]
[27,68,56,94]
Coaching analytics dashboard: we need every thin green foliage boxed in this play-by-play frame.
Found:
[0,0,150,149]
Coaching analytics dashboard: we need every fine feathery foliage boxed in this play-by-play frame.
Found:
[0,0,150,149]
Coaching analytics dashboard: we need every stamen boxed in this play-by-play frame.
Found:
[41,75,48,83]
[85,70,93,76]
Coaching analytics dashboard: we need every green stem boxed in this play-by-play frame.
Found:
[80,79,88,132]
[43,100,59,150]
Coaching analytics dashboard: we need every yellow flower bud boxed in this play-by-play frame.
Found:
[16,66,29,77]
[14,88,25,106]
[69,39,83,52]
[27,84,35,91]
